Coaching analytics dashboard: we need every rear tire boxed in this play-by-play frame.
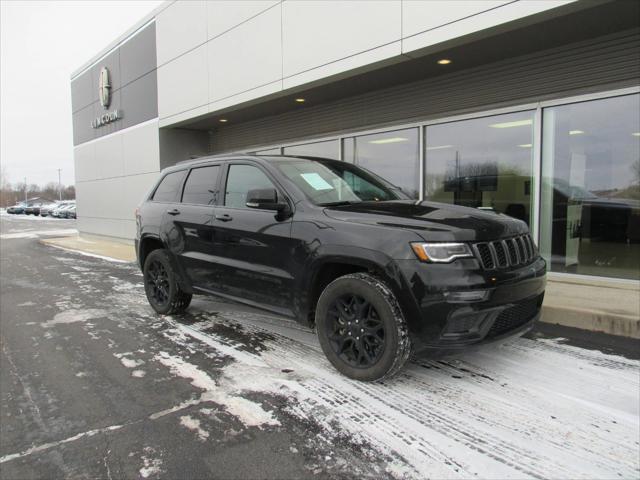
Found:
[143,249,192,315]
[315,273,411,382]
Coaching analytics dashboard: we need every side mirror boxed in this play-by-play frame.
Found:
[246,188,287,212]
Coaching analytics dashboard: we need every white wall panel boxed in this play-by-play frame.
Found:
[283,42,401,90]
[122,120,161,176]
[206,0,279,40]
[156,0,207,66]
[402,0,576,55]
[282,0,401,78]
[74,142,95,183]
[94,133,124,179]
[77,216,135,241]
[402,1,509,39]
[158,44,208,119]
[207,5,282,102]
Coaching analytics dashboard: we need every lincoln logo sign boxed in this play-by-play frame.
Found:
[91,66,122,129]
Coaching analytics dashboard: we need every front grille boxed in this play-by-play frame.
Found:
[487,295,543,338]
[473,234,537,270]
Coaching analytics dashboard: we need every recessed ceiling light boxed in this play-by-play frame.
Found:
[632,132,640,137]
[219,118,228,123]
[518,144,532,148]
[426,145,453,151]
[569,130,584,135]
[295,98,305,103]
[489,119,533,129]
[437,59,452,65]
[369,137,409,145]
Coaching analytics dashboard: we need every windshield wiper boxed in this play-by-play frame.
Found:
[317,200,361,207]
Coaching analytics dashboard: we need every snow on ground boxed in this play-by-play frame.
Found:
[6,230,637,479]
[160,314,639,480]
[0,228,77,239]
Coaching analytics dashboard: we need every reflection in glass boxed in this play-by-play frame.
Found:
[343,128,420,199]
[283,140,339,159]
[424,111,535,224]
[540,94,640,280]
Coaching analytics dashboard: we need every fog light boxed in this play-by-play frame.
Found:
[444,290,489,303]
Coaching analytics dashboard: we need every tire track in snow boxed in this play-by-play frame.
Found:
[44,252,640,479]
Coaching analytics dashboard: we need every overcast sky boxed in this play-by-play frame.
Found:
[1,0,163,187]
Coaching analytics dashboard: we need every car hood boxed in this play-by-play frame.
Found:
[323,200,528,242]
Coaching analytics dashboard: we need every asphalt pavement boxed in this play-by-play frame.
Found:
[1,213,638,479]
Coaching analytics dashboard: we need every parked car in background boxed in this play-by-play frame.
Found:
[24,202,44,215]
[7,204,26,214]
[39,203,59,217]
[51,202,75,218]
[63,205,77,219]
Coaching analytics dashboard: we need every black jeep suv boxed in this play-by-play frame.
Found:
[136,155,546,381]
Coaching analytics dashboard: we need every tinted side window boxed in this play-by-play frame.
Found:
[224,165,276,209]
[181,165,220,205]
[152,171,186,202]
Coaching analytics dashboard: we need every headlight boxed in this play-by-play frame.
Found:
[410,242,473,263]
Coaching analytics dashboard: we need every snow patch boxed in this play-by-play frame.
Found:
[17,301,36,307]
[1,228,77,239]
[120,357,144,368]
[131,370,146,378]
[179,415,209,441]
[155,352,280,429]
[139,447,163,478]
[42,309,106,328]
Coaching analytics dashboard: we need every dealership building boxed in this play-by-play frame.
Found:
[71,0,639,292]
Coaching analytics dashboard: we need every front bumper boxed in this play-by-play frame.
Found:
[394,256,546,357]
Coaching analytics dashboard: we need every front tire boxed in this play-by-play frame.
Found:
[315,273,411,382]
[143,249,192,315]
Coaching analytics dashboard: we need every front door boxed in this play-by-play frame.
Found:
[208,162,295,315]
[164,164,221,290]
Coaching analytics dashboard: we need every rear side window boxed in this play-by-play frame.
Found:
[224,164,277,209]
[152,171,186,202]
[181,165,220,205]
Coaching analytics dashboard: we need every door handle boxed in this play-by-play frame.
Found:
[215,213,233,222]
[167,208,180,216]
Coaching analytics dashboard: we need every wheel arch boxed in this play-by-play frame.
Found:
[299,247,412,327]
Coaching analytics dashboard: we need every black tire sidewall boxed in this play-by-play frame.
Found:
[143,249,180,315]
[316,274,404,382]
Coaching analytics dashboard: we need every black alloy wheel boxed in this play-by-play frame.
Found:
[143,249,192,315]
[316,273,411,382]
[146,259,170,307]
[327,294,386,368]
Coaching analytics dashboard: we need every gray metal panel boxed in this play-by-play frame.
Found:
[209,29,640,153]
[71,70,94,113]
[71,22,158,146]
[120,23,157,86]
[72,104,96,145]
[121,70,158,129]
[93,90,123,140]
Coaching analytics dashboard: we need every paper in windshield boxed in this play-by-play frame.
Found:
[300,173,334,191]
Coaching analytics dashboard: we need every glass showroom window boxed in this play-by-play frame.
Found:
[343,128,420,199]
[283,140,340,159]
[424,111,535,224]
[540,94,640,280]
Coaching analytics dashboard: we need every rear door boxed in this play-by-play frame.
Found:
[164,164,222,289]
[208,162,295,314]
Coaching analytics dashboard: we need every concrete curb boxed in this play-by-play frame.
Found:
[540,305,640,339]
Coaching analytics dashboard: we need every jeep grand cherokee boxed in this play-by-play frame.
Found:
[136,155,546,381]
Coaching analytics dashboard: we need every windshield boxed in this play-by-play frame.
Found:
[271,157,406,205]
